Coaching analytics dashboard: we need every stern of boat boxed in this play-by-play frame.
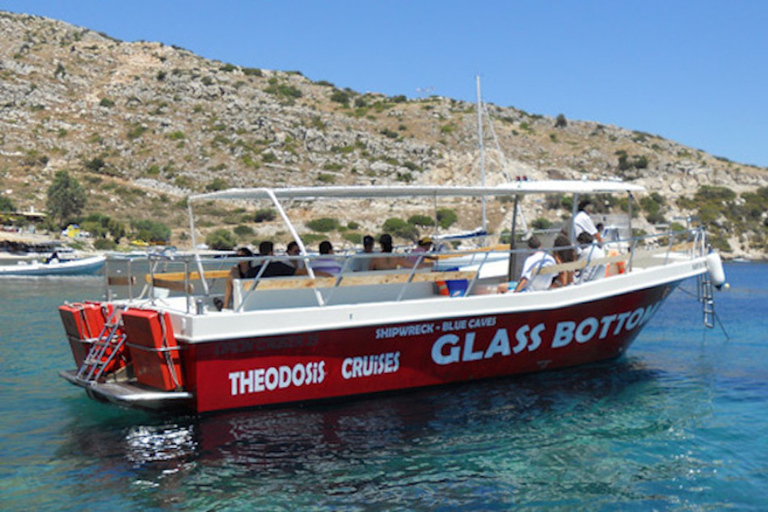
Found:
[58,301,194,411]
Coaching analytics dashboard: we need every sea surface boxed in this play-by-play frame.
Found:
[1,263,766,511]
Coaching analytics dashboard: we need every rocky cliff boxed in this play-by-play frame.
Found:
[2,12,767,258]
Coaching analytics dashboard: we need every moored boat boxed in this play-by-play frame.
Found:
[57,182,726,413]
[0,254,106,277]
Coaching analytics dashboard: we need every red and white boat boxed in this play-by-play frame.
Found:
[58,182,726,413]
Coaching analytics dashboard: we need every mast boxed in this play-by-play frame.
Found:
[476,76,487,243]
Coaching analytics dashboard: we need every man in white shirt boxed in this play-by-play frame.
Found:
[573,199,603,244]
[513,236,557,292]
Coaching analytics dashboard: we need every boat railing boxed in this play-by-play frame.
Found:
[99,227,709,313]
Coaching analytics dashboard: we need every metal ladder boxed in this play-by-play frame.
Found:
[698,272,716,329]
[76,305,127,383]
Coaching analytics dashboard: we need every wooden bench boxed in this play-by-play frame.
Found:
[233,269,478,311]
[240,269,477,291]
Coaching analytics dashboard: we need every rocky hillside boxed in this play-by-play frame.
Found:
[2,11,767,257]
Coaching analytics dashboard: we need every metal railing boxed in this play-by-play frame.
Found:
[100,227,710,313]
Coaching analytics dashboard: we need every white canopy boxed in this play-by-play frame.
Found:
[188,180,644,203]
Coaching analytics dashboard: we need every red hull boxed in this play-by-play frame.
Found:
[185,283,675,413]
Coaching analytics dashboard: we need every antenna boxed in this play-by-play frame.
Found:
[476,76,487,242]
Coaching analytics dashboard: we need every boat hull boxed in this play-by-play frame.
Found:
[0,255,105,276]
[184,281,675,413]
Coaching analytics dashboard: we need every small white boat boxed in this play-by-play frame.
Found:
[0,254,106,276]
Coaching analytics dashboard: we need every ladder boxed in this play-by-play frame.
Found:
[698,272,716,329]
[76,305,127,383]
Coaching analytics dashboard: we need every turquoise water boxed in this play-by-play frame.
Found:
[1,263,766,511]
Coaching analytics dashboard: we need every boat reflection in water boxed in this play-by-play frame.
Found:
[114,358,658,471]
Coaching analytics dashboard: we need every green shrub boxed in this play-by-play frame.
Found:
[306,217,339,232]
[234,225,254,238]
[531,218,552,230]
[330,90,350,105]
[99,98,114,108]
[436,208,458,229]
[408,214,435,227]
[380,128,398,139]
[383,218,418,240]
[0,195,16,212]
[127,124,148,140]
[347,221,361,230]
[205,229,236,250]
[343,232,362,244]
[131,219,170,243]
[301,233,325,244]
[695,185,736,202]
[206,178,229,192]
[84,157,106,172]
[265,84,302,100]
[94,238,117,251]
[640,192,666,224]
[254,209,276,223]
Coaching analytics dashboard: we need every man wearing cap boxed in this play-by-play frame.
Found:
[409,237,434,264]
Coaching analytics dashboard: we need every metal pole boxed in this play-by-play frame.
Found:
[476,75,487,245]
[507,195,519,281]
[187,199,210,296]
[570,193,580,243]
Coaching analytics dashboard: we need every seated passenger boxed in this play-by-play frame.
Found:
[44,250,61,264]
[408,237,434,264]
[370,234,429,271]
[349,235,375,272]
[221,247,254,310]
[550,234,576,288]
[511,236,556,292]
[310,240,343,276]
[245,241,298,278]
[286,241,305,271]
[575,232,606,283]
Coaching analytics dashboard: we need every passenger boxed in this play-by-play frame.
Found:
[551,234,576,288]
[310,240,343,276]
[575,232,606,283]
[220,247,254,310]
[370,234,429,271]
[509,236,557,292]
[409,237,434,264]
[286,241,305,271]
[595,222,605,240]
[573,199,603,244]
[349,235,375,272]
[245,241,299,278]
[44,250,61,264]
